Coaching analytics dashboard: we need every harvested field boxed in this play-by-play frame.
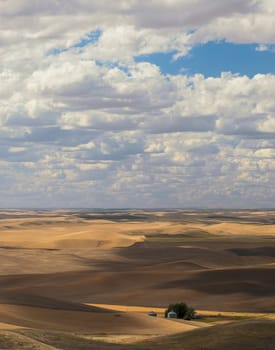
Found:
[0,209,274,348]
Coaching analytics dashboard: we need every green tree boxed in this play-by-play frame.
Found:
[165,302,195,320]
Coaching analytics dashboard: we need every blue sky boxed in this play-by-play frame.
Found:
[135,42,275,78]
[49,29,102,55]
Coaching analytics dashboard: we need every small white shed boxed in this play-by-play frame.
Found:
[167,311,177,319]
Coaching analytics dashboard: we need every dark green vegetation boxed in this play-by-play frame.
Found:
[165,302,195,319]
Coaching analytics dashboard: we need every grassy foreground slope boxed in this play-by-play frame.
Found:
[143,319,275,350]
[0,319,274,350]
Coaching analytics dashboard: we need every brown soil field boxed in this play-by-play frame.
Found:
[0,209,275,349]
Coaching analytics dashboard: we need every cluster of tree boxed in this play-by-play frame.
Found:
[165,302,195,320]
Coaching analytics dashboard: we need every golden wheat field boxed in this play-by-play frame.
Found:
[0,210,275,349]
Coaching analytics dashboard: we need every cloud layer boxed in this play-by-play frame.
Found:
[0,0,275,208]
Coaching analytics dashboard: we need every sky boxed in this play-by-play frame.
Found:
[1,0,275,209]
